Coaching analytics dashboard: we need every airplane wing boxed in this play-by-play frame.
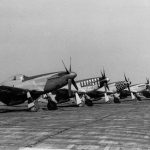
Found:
[0,85,27,94]
[0,85,43,106]
[0,85,42,98]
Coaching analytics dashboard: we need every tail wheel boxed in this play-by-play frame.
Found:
[47,100,57,110]
[114,97,121,103]
[85,99,93,106]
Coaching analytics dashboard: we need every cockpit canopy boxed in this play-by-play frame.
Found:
[6,74,28,82]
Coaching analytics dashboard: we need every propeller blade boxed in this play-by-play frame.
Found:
[68,79,72,97]
[69,57,71,73]
[103,68,106,78]
[123,74,135,99]
[106,83,110,91]
[127,85,131,93]
[62,60,69,74]
[104,83,109,102]
[146,78,149,84]
[126,81,135,99]
[124,73,128,82]
[72,79,78,91]
[104,83,107,93]
[101,70,104,78]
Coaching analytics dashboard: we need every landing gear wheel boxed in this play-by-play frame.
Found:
[29,106,38,112]
[28,100,39,112]
[47,101,57,110]
[78,103,84,107]
[136,96,142,101]
[114,97,121,103]
[85,99,93,106]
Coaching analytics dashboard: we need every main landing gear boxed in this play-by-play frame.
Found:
[27,92,58,111]
[113,94,121,103]
[27,92,39,112]
[134,93,142,101]
[85,94,93,106]
[85,99,93,106]
[46,93,58,110]
[83,94,93,106]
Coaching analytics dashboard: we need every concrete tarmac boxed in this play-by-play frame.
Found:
[0,99,150,150]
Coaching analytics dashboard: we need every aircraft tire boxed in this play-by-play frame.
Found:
[47,101,58,110]
[114,97,121,103]
[137,96,142,101]
[28,100,39,112]
[29,106,38,112]
[85,99,93,106]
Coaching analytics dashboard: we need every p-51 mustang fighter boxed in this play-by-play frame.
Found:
[53,69,110,106]
[0,61,78,111]
[95,74,133,103]
[120,78,150,100]
[141,78,150,98]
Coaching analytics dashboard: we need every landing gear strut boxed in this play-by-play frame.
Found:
[85,99,93,106]
[46,94,58,110]
[81,94,93,106]
[113,95,121,103]
[134,93,142,101]
[27,92,39,112]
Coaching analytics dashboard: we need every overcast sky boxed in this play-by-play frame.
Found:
[0,0,150,83]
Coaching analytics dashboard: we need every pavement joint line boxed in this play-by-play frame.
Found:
[23,107,137,148]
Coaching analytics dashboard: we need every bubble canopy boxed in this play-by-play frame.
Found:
[6,74,27,82]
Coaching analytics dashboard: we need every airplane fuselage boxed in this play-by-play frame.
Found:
[0,71,77,106]
[62,76,109,93]
[129,83,146,93]
[76,77,102,92]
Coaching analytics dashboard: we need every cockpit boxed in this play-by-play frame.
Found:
[13,74,25,81]
[7,74,27,82]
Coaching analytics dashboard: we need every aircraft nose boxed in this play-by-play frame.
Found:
[106,78,110,82]
[70,72,77,79]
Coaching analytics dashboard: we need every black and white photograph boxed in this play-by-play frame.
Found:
[0,0,150,149]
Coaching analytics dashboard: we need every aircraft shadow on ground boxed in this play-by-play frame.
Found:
[0,108,29,113]
[58,104,80,108]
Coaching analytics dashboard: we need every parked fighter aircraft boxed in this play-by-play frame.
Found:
[0,61,78,111]
[120,78,150,100]
[141,78,150,98]
[53,69,110,106]
[95,74,133,103]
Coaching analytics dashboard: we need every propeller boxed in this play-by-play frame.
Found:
[146,78,150,90]
[62,58,78,97]
[101,68,110,102]
[124,74,135,99]
[146,78,149,84]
